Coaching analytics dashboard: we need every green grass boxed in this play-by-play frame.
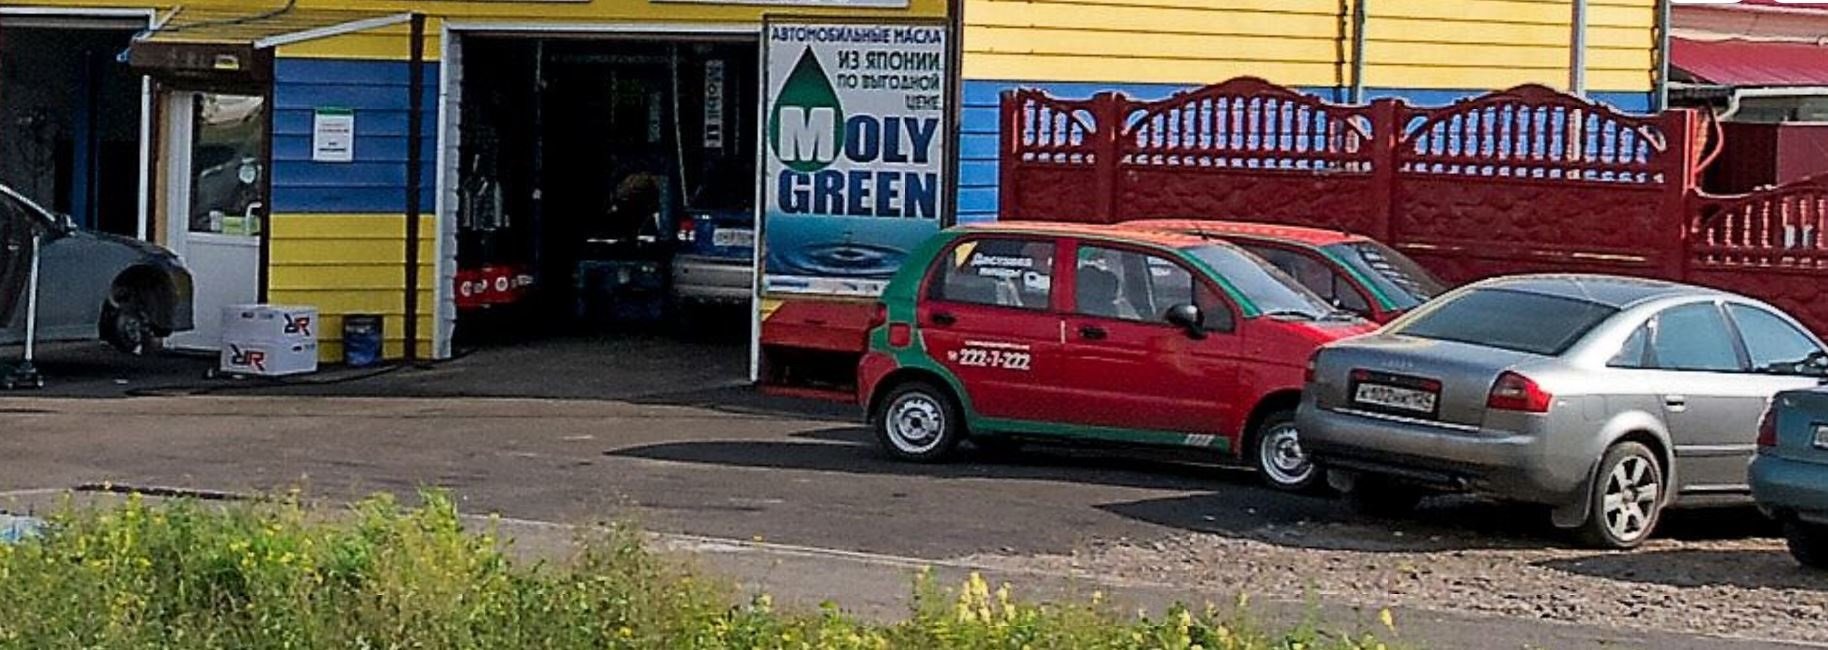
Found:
[0,492,1398,649]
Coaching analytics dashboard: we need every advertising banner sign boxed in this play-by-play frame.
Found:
[761,20,949,297]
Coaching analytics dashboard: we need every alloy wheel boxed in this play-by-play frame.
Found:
[1601,455,1660,544]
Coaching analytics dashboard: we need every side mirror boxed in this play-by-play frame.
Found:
[1165,303,1207,339]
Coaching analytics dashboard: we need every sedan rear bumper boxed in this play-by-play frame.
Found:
[672,255,753,303]
[1752,453,1828,525]
[1298,398,1581,503]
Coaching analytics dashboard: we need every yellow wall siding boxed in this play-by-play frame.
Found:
[1363,0,1654,92]
[275,20,444,61]
[267,214,435,363]
[964,0,1344,87]
[963,0,1656,93]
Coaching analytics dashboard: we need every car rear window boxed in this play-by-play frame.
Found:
[1393,288,1618,356]
[1325,241,1447,310]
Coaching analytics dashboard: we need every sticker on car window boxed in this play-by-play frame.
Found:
[948,340,1033,371]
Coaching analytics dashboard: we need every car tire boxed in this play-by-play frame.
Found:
[1576,441,1664,550]
[1343,476,1426,516]
[101,293,162,356]
[1786,521,1828,571]
[1251,410,1321,492]
[874,381,963,463]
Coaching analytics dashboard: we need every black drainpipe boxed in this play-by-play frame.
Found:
[403,12,425,362]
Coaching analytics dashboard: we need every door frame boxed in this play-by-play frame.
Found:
[436,21,762,362]
[0,7,157,241]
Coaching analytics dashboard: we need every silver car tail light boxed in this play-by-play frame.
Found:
[1487,372,1552,413]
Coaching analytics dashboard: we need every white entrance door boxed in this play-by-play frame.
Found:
[162,91,267,351]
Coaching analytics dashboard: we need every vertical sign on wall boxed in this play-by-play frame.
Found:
[761,20,949,297]
[311,108,355,163]
[704,59,726,149]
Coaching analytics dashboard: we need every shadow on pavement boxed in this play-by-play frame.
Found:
[1102,491,1783,554]
[610,425,1253,493]
[1538,548,1828,591]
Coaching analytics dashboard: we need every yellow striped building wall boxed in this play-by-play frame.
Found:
[956,0,1662,222]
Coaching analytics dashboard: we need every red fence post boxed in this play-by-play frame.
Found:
[1090,92,1124,223]
[1662,108,1702,281]
[1366,98,1401,244]
[999,90,1021,221]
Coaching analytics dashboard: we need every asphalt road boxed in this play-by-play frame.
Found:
[0,340,1815,648]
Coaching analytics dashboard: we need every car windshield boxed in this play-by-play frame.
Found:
[1393,288,1618,356]
[1183,244,1341,320]
[1325,241,1447,310]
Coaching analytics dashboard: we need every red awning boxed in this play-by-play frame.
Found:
[1672,37,1828,86]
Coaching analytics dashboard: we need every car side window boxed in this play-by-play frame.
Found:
[1242,244,1370,316]
[1649,303,1744,372]
[1075,245,1196,324]
[1196,282,1236,333]
[1610,323,1651,368]
[929,238,1055,310]
[1728,304,1824,375]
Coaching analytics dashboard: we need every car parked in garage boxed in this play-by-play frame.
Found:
[857,222,1374,491]
[672,208,755,306]
[1299,274,1827,549]
[1119,220,1447,323]
[1751,386,1828,570]
[0,183,193,354]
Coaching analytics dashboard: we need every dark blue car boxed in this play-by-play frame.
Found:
[1752,383,1828,570]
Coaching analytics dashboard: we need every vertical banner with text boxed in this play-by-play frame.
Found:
[761,20,949,297]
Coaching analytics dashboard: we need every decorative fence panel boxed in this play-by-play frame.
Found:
[1001,77,1828,336]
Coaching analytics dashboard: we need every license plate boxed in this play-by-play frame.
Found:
[712,228,754,248]
[1814,425,1828,450]
[1353,383,1438,415]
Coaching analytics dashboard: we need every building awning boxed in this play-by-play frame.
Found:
[128,8,408,82]
[1672,37,1828,87]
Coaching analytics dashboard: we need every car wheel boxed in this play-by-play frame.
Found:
[1577,442,1664,550]
[1251,410,1320,492]
[1343,476,1426,516]
[101,294,161,356]
[1786,521,1828,571]
[874,381,962,463]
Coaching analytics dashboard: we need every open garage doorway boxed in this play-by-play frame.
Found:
[0,17,148,238]
[451,33,759,375]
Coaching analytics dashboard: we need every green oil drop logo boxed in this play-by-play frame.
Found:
[770,48,845,173]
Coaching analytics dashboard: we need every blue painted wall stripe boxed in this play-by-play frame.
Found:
[957,78,1655,223]
[272,58,440,214]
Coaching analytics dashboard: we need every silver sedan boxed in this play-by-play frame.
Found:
[1298,274,1828,549]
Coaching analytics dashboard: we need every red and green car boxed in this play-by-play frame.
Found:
[1119,220,1447,323]
[856,222,1375,490]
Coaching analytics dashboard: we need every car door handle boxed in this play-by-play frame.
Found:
[930,312,956,326]
[1079,324,1108,340]
[1664,395,1688,410]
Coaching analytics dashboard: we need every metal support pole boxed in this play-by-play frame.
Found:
[1349,0,1368,104]
[1570,0,1589,97]
[4,234,45,389]
[23,234,40,366]
[404,12,425,363]
[1654,0,1671,111]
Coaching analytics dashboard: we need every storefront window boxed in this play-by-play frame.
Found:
[189,93,267,234]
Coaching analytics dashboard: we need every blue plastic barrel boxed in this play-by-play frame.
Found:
[342,314,384,367]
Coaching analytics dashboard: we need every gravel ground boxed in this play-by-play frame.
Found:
[974,500,1828,645]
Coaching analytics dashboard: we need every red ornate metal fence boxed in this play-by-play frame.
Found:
[1000,77,1828,336]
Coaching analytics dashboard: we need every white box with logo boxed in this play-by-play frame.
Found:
[219,305,320,377]
[222,305,318,343]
